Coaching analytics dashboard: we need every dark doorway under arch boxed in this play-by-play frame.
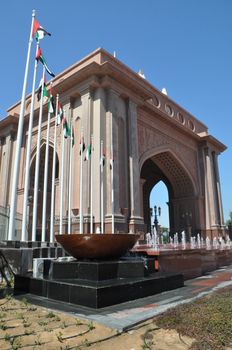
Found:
[140,151,197,237]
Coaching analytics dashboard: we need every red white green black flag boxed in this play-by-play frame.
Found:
[36,47,55,77]
[32,18,51,41]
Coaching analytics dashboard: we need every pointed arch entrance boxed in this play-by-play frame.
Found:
[141,150,197,238]
[29,142,59,241]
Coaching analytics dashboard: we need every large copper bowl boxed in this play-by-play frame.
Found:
[55,233,139,259]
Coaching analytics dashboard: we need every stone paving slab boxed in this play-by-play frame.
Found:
[15,265,232,331]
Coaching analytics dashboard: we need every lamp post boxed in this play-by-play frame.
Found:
[153,205,161,234]
[150,208,153,233]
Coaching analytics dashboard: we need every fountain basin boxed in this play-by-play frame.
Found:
[55,233,139,259]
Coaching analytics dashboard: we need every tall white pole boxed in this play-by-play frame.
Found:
[79,130,83,234]
[90,135,93,234]
[8,10,36,240]
[41,89,52,242]
[100,140,104,234]
[111,117,115,234]
[31,66,45,241]
[21,40,39,241]
[59,111,65,235]
[68,115,73,235]
[50,94,59,242]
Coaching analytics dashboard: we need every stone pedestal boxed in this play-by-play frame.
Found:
[14,257,183,309]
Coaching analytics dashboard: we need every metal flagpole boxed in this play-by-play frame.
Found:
[79,130,84,234]
[100,140,104,234]
[8,10,36,240]
[50,94,59,242]
[31,66,45,242]
[59,110,65,235]
[68,114,73,235]
[41,86,53,241]
[21,40,40,241]
[111,116,115,234]
[90,135,93,234]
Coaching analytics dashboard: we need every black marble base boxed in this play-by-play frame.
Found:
[44,257,155,280]
[14,272,183,308]
[14,258,184,308]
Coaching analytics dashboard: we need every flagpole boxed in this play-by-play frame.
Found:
[111,117,115,234]
[100,140,104,234]
[50,93,59,242]
[31,66,45,242]
[59,110,65,235]
[90,135,93,234]
[79,130,84,234]
[68,115,73,235]
[41,85,53,242]
[8,10,36,241]
[21,40,40,241]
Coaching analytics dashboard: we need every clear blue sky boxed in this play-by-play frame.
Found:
[1,0,231,227]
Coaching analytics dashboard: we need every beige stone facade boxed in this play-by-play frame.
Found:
[0,48,226,240]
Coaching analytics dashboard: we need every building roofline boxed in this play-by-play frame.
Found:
[6,48,207,130]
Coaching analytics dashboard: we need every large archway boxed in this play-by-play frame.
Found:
[140,151,197,238]
[29,143,59,241]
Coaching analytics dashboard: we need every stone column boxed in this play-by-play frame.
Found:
[105,89,123,217]
[212,152,224,226]
[1,134,14,207]
[127,99,143,228]
[57,99,72,230]
[204,147,218,230]
[80,90,92,218]
[92,87,106,228]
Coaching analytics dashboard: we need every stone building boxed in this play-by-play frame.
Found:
[0,48,226,241]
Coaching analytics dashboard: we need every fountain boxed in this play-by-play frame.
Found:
[181,231,186,249]
[174,232,179,248]
[55,233,139,259]
[206,236,211,250]
[190,236,196,249]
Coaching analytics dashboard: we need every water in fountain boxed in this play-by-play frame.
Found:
[213,237,218,249]
[197,233,201,248]
[152,228,158,249]
[218,237,225,250]
[146,232,152,246]
[201,237,204,248]
[226,234,231,248]
[181,231,186,249]
[190,236,196,249]
[174,232,179,248]
[206,236,211,250]
[161,235,164,245]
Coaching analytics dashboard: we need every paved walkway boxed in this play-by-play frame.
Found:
[16,265,232,331]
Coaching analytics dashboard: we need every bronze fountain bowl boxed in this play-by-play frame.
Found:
[55,233,139,259]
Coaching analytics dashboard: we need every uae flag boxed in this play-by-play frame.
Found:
[79,136,85,155]
[36,47,55,78]
[48,88,55,114]
[71,126,75,147]
[37,76,48,102]
[62,117,71,138]
[84,142,91,161]
[57,102,63,125]
[100,147,105,167]
[33,18,51,41]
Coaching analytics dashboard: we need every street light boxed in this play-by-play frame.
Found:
[153,205,161,233]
